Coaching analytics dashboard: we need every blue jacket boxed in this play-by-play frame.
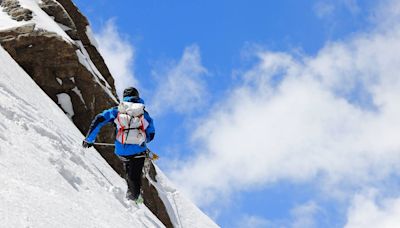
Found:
[85,96,155,156]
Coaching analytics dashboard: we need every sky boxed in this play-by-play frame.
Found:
[74,0,400,227]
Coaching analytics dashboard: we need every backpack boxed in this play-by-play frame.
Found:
[114,101,149,145]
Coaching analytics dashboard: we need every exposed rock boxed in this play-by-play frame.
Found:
[0,23,35,42]
[1,0,33,21]
[55,0,117,97]
[142,162,174,228]
[39,0,78,39]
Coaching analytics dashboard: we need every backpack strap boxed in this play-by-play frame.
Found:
[116,114,125,144]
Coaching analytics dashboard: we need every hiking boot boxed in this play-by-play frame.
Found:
[126,191,136,201]
[134,195,144,204]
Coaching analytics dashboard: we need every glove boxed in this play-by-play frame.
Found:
[82,140,93,148]
[151,153,159,161]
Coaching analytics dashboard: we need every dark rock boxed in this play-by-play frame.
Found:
[39,0,78,39]
[142,162,174,228]
[55,0,117,97]
[1,0,33,21]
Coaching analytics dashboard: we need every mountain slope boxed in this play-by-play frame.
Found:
[0,46,164,227]
[0,0,123,175]
[0,45,219,227]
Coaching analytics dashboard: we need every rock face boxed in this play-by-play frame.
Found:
[143,162,175,228]
[1,0,33,21]
[0,0,173,227]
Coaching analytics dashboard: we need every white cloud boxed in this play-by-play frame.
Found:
[345,191,400,228]
[235,202,319,228]
[237,215,271,228]
[235,215,271,228]
[94,19,137,99]
[313,0,360,19]
[290,202,319,228]
[314,1,335,18]
[169,0,400,210]
[343,0,360,15]
[150,45,208,115]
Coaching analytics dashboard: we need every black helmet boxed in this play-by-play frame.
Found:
[123,87,139,98]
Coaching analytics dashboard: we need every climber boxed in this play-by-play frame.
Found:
[82,87,155,203]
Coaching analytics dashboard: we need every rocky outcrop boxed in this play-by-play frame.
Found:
[143,162,174,228]
[55,0,117,94]
[0,0,174,227]
[1,0,33,21]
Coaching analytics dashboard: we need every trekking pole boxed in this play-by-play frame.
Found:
[91,142,159,160]
[92,142,115,146]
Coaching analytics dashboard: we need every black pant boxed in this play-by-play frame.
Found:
[119,153,145,199]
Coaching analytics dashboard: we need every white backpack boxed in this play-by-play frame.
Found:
[114,101,149,145]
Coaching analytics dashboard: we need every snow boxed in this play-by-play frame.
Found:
[0,46,165,228]
[57,22,72,32]
[86,25,99,48]
[56,93,74,118]
[72,86,86,106]
[147,164,219,228]
[75,40,118,103]
[0,7,22,29]
[56,77,62,85]
[0,0,73,43]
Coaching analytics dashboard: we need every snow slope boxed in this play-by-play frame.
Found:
[0,45,219,227]
[0,46,164,227]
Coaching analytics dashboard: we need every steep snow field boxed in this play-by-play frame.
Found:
[0,47,165,227]
[0,45,219,227]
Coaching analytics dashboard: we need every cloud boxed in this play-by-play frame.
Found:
[235,215,271,228]
[94,19,137,99]
[314,1,336,18]
[290,202,319,228]
[313,0,360,19]
[345,191,400,228]
[169,0,400,211]
[150,45,208,115]
[235,202,319,228]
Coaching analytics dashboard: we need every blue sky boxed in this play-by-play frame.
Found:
[74,0,400,227]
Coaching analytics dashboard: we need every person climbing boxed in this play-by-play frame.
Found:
[82,87,155,203]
